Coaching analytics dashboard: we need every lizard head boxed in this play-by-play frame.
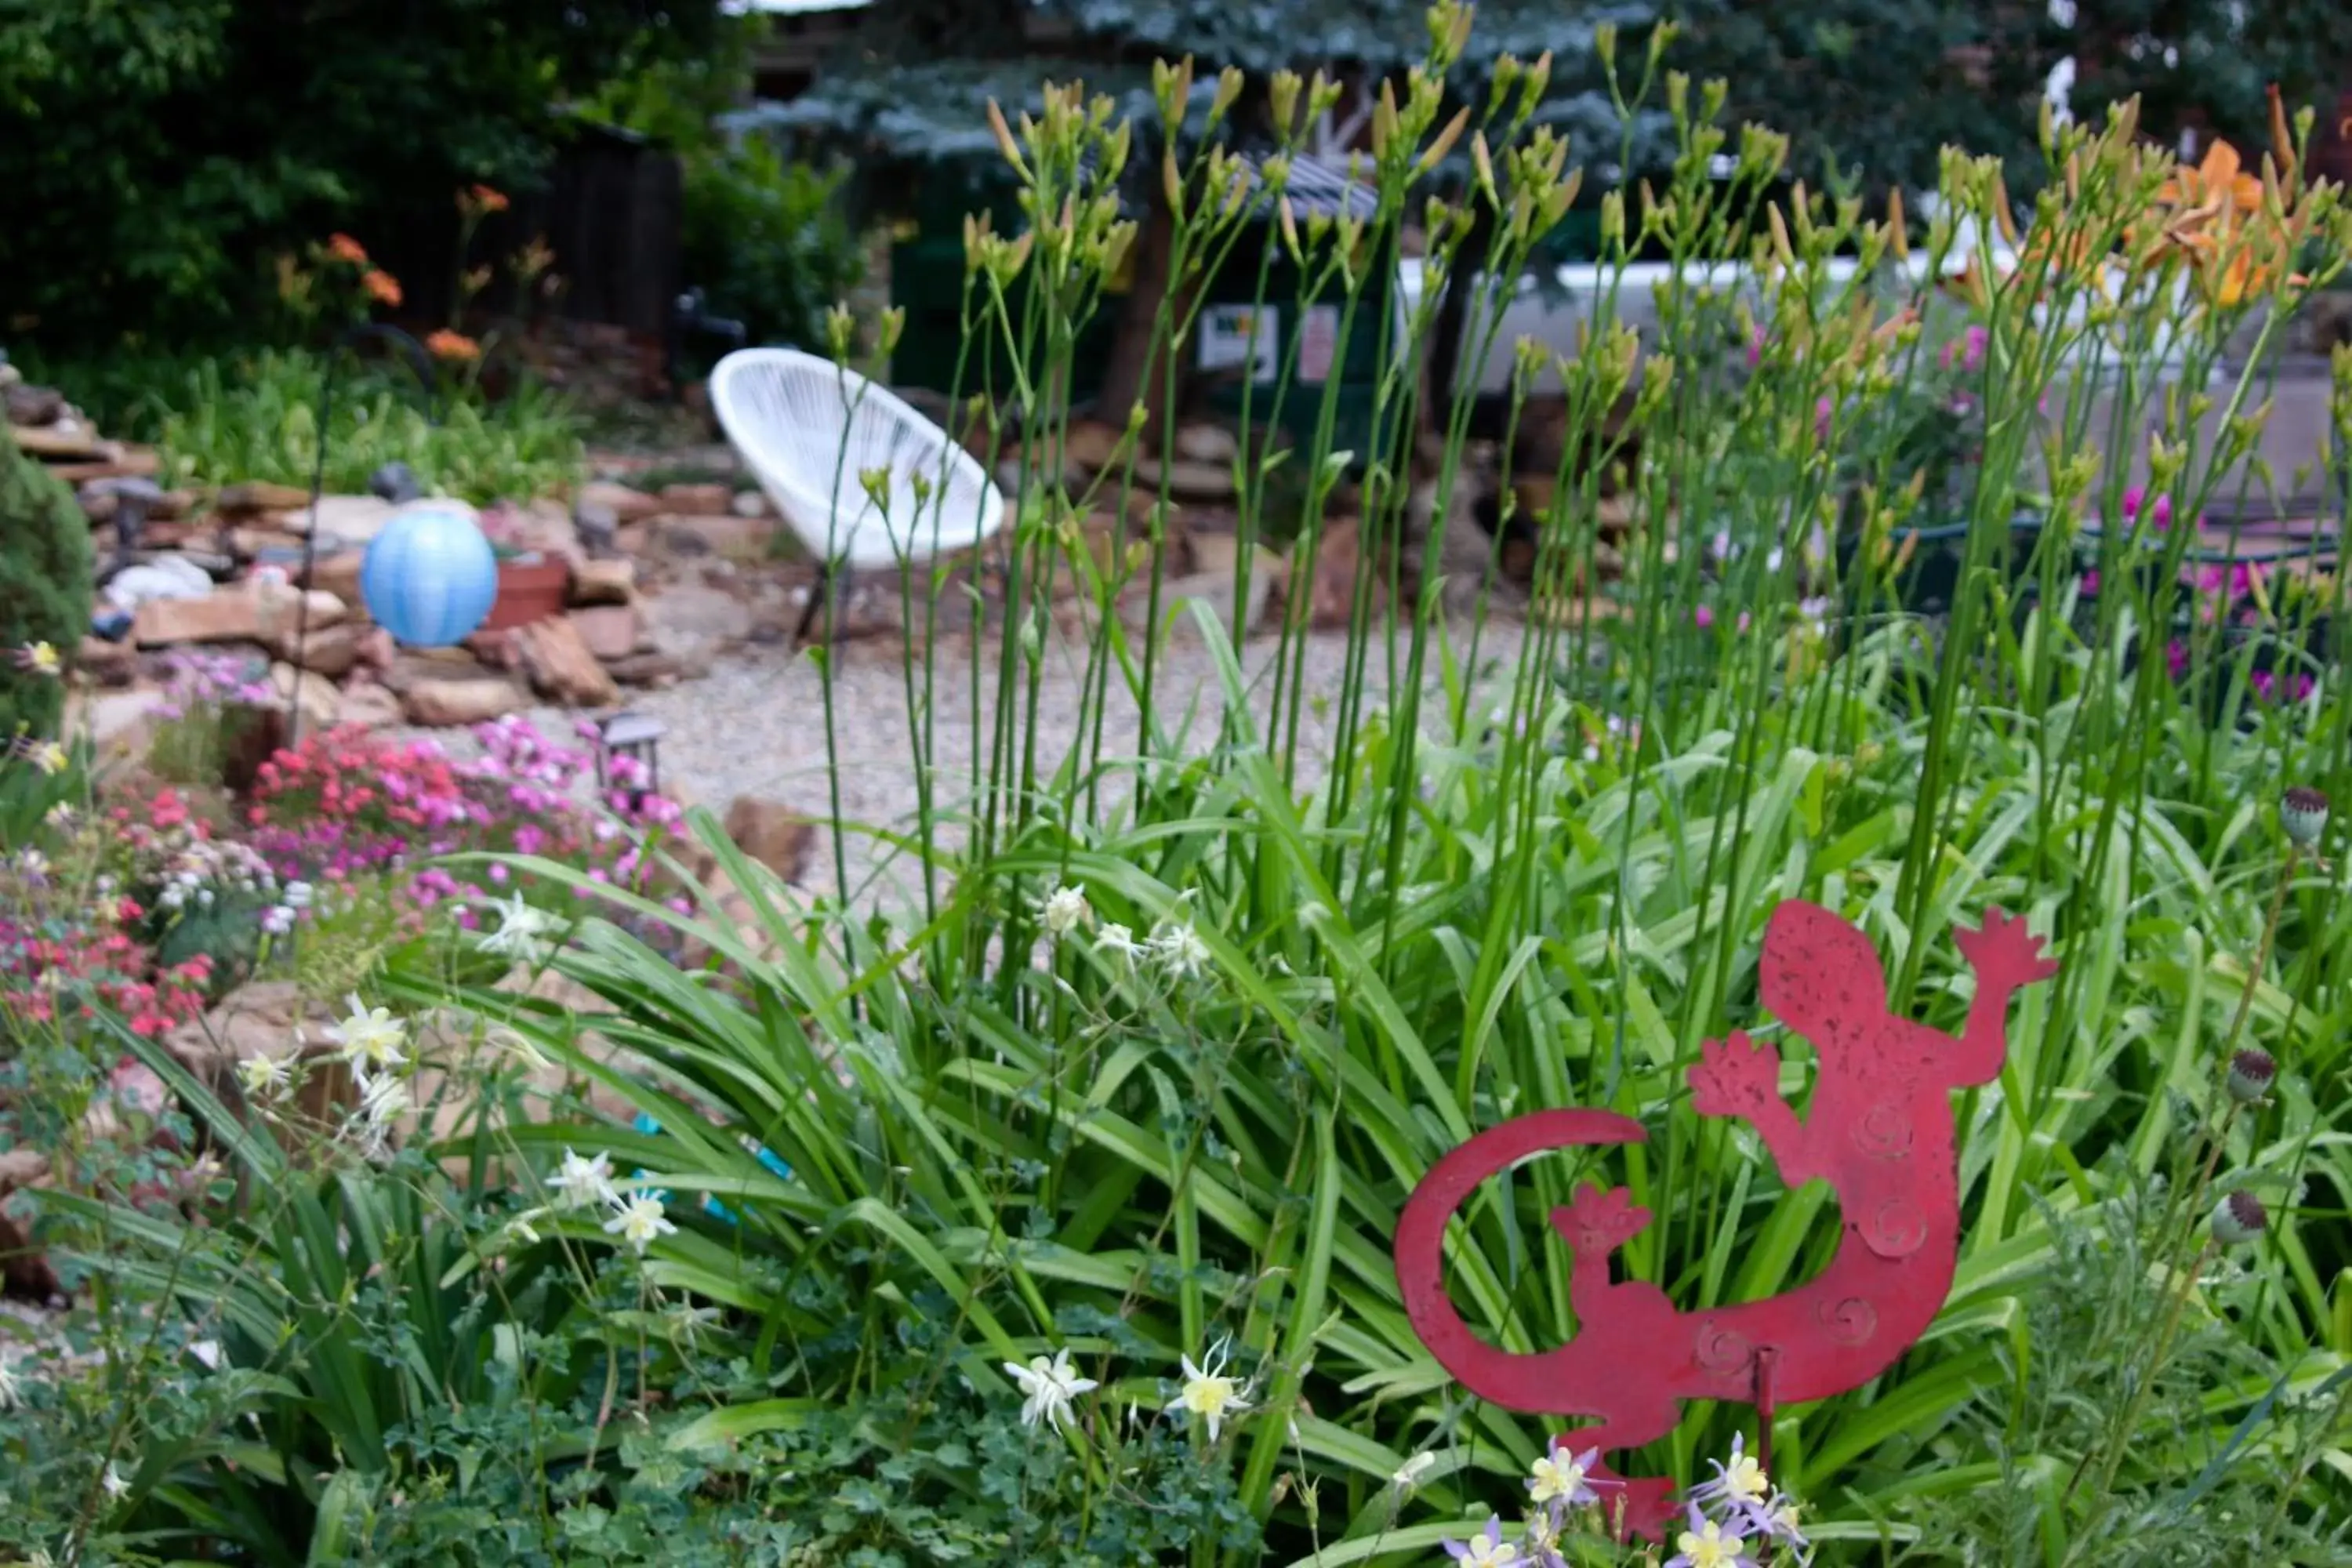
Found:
[1760,900,1889,1054]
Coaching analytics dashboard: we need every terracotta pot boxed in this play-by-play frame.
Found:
[481,556,572,632]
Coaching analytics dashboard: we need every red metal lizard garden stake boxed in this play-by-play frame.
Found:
[1393,901,2058,1541]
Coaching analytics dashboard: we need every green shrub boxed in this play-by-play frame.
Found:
[679,137,861,360]
[153,348,584,503]
[0,1,723,355]
[0,434,94,743]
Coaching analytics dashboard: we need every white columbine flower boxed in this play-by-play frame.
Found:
[102,1461,130,1501]
[1094,922,1142,962]
[1164,1336,1251,1443]
[478,892,557,959]
[1392,1450,1436,1491]
[0,1358,19,1411]
[1150,918,1212,980]
[325,994,407,1072]
[545,1148,618,1210]
[603,1193,677,1255]
[1004,1347,1098,1432]
[357,1068,410,1131]
[1040,884,1092,939]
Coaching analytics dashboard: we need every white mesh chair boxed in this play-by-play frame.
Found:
[710,347,1007,639]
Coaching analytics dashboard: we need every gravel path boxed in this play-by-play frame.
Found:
[622,621,1531,908]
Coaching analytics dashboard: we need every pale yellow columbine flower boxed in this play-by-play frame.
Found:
[14,642,59,677]
[603,1193,677,1255]
[237,1054,292,1098]
[24,741,67,776]
[325,993,406,1072]
[1164,1336,1251,1442]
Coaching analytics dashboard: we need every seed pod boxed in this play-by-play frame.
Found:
[2212,1190,2268,1247]
[2282,785,2330,848]
[2227,1048,2277,1104]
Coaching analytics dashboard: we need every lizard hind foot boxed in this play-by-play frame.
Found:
[1549,1182,1652,1257]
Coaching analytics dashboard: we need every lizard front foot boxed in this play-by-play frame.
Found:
[1953,907,2058,993]
[1690,1030,1784,1123]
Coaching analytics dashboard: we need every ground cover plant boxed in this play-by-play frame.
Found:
[5,9,2352,1565]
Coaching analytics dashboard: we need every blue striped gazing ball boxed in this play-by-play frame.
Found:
[358,504,499,648]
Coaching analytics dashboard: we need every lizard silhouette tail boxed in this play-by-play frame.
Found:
[1394,1108,1649,1412]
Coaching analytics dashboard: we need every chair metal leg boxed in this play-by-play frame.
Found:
[794,562,841,645]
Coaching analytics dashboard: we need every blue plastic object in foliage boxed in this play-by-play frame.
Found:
[358,504,498,647]
[633,1112,793,1226]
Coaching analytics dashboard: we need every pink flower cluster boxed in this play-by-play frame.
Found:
[0,914,212,1038]
[243,717,682,913]
[148,649,276,724]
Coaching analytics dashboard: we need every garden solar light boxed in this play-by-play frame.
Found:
[595,711,665,803]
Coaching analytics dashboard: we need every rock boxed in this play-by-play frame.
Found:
[659,482,732,515]
[274,494,397,543]
[658,514,775,560]
[358,626,395,670]
[1174,422,1240,465]
[4,383,63,426]
[53,448,164,485]
[568,557,636,605]
[604,651,688,686]
[0,1147,58,1299]
[507,498,583,561]
[10,423,105,462]
[402,677,527,727]
[1123,556,1279,644]
[165,981,354,1126]
[1132,454,1237,500]
[463,627,522,671]
[337,680,402,730]
[1062,418,1127,475]
[279,622,363,677]
[104,554,214,614]
[133,590,264,647]
[722,797,817,882]
[80,687,160,758]
[730,488,768,518]
[271,662,342,733]
[75,636,138,688]
[568,604,646,662]
[255,583,347,638]
[1307,517,1367,630]
[306,548,366,606]
[216,481,314,514]
[643,581,753,652]
[514,615,619,707]
[579,479,666,524]
[573,501,619,560]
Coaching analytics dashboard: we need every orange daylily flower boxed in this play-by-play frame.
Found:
[425,329,481,361]
[462,184,510,215]
[327,233,369,265]
[361,270,403,307]
[2156,138,2264,216]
